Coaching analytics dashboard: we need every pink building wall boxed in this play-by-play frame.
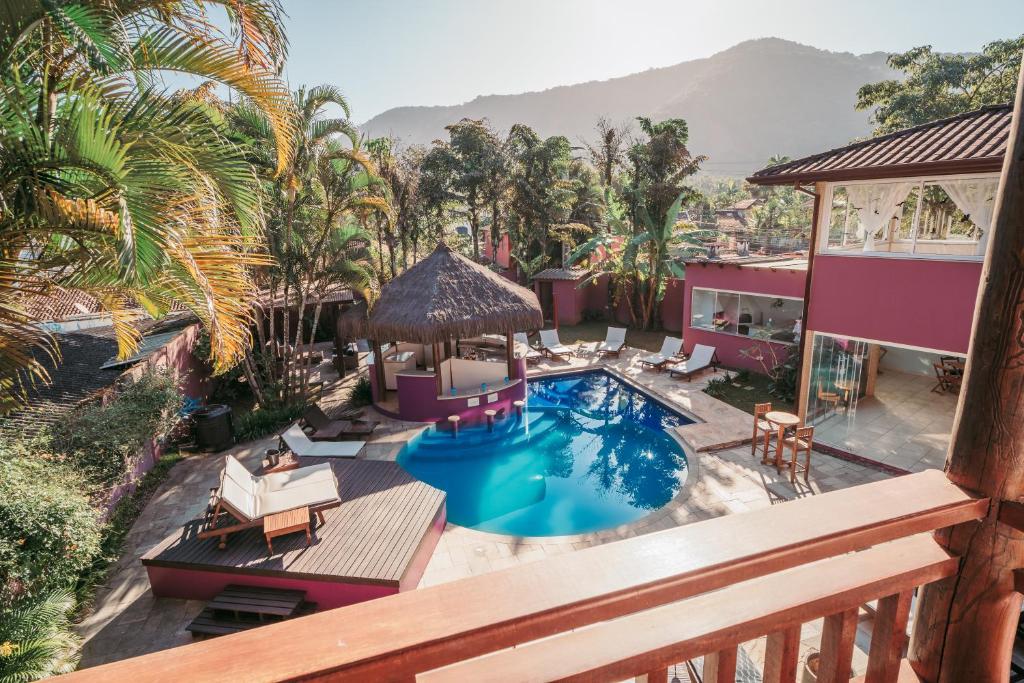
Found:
[807,256,981,353]
[535,276,608,326]
[682,263,807,372]
[482,231,511,269]
[660,278,685,333]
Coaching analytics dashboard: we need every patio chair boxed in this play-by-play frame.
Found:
[301,405,379,441]
[539,329,575,359]
[816,386,843,414]
[198,455,342,549]
[513,333,543,365]
[752,402,774,459]
[638,337,683,371]
[784,425,815,484]
[932,363,962,394]
[279,423,365,457]
[596,326,627,357]
[666,344,719,381]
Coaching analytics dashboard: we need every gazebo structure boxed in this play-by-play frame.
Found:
[359,242,543,424]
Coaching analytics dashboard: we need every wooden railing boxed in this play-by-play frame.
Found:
[59,470,986,683]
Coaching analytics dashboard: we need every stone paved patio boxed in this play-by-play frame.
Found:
[74,344,895,670]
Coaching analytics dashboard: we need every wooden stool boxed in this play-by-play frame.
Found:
[513,400,525,418]
[448,414,460,437]
[784,426,815,484]
[752,402,774,459]
[484,409,497,431]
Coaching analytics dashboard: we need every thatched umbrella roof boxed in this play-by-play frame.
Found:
[367,242,543,344]
[336,299,368,340]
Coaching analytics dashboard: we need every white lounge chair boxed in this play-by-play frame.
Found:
[199,454,342,549]
[666,344,719,381]
[596,326,627,357]
[514,333,543,364]
[539,329,575,359]
[638,337,684,371]
[279,423,365,458]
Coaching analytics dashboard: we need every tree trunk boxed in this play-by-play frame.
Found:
[908,58,1024,683]
[470,204,480,259]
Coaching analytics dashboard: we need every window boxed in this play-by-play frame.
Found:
[825,176,997,258]
[689,288,802,345]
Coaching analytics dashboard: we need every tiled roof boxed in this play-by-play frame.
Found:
[0,327,126,439]
[0,314,196,439]
[721,198,760,211]
[748,104,1011,185]
[533,267,590,281]
[716,216,749,233]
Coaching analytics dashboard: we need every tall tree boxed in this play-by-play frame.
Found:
[857,36,1024,135]
[228,85,384,406]
[421,118,503,259]
[623,117,706,328]
[582,117,629,187]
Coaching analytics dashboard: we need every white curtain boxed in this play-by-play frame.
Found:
[939,178,999,255]
[846,182,913,252]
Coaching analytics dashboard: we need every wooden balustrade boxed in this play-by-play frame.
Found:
[58,470,984,683]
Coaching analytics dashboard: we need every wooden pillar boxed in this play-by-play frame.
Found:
[908,58,1024,683]
[817,607,858,683]
[864,344,881,397]
[370,339,386,402]
[703,647,738,682]
[506,330,516,380]
[794,181,825,421]
[763,625,801,683]
[433,342,443,396]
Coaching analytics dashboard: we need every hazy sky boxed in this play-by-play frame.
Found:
[280,0,1023,122]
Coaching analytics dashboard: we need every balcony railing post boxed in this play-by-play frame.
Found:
[867,591,912,683]
[908,57,1024,683]
[817,607,858,683]
[634,667,668,683]
[703,647,738,682]
[763,624,801,683]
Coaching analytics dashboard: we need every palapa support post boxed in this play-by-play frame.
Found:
[433,342,443,396]
[908,58,1024,683]
[506,329,516,380]
[370,339,385,402]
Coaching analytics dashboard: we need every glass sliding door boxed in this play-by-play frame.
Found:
[806,334,869,448]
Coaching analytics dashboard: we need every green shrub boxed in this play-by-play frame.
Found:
[347,376,373,408]
[0,589,81,681]
[734,368,752,384]
[703,374,731,398]
[0,455,102,605]
[41,370,183,488]
[233,404,306,442]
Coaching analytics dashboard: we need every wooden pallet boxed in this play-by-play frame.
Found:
[186,584,317,639]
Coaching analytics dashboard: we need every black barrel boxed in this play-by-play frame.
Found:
[193,404,234,452]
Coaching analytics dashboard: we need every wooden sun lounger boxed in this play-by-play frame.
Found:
[596,327,627,357]
[198,455,343,549]
[303,404,379,441]
[666,344,720,381]
[638,337,684,371]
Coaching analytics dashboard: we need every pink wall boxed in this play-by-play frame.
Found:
[808,255,981,353]
[123,323,210,400]
[146,566,398,610]
[660,278,685,333]
[682,263,807,372]
[372,358,529,424]
[482,232,511,269]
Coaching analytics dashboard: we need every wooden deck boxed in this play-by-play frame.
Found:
[142,459,446,596]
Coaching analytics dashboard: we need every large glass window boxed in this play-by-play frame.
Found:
[689,288,802,344]
[825,176,997,258]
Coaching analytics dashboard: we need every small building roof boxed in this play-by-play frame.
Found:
[748,104,1011,186]
[720,198,760,211]
[368,242,543,344]
[533,267,590,281]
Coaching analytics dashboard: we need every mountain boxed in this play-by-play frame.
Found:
[359,38,896,176]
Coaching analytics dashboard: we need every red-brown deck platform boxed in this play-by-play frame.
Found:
[142,459,446,609]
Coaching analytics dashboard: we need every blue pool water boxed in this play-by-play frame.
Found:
[397,371,692,536]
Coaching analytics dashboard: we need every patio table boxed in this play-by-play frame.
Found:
[764,411,800,472]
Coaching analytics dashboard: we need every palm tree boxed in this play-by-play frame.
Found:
[228,85,387,406]
[0,0,294,410]
[0,589,80,682]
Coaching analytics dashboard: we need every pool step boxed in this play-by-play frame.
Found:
[408,412,563,457]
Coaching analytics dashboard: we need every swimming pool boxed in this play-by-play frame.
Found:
[397,370,693,536]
